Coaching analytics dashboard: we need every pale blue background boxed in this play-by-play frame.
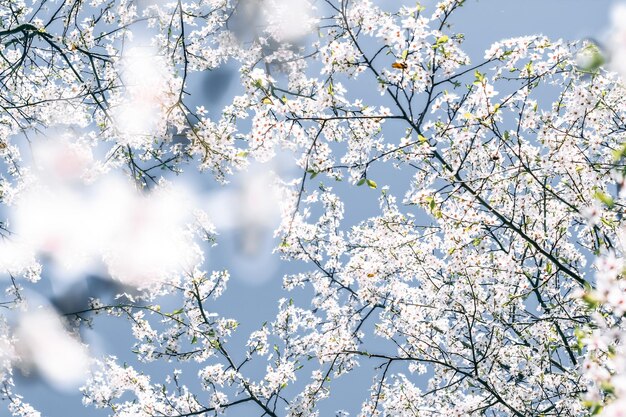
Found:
[13,1,616,416]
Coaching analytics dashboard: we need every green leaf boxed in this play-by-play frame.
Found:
[524,61,533,75]
[357,178,366,186]
[573,327,585,353]
[582,292,600,309]
[576,43,605,74]
[436,35,449,46]
[366,179,377,189]
[594,189,614,208]
[612,143,626,161]
[601,217,615,228]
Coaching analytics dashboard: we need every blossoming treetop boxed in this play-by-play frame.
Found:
[0,0,624,416]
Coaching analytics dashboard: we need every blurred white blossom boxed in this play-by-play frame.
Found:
[261,0,316,42]
[15,309,90,391]
[8,170,206,289]
[113,46,177,147]
[609,3,626,79]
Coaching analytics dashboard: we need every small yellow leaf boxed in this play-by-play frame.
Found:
[366,179,377,189]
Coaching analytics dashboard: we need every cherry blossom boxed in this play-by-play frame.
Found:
[0,1,624,416]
